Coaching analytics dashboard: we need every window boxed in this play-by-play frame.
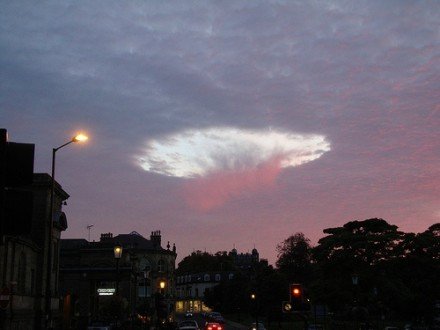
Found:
[158,259,165,272]
[141,259,151,274]
[204,274,210,282]
[229,273,234,280]
[138,279,151,297]
[215,274,221,281]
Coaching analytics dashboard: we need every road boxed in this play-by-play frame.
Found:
[175,313,247,330]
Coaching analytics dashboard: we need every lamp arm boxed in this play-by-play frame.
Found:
[54,139,74,152]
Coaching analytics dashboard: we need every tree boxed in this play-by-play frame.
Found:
[177,250,234,273]
[276,232,313,284]
[383,223,440,321]
[309,218,440,323]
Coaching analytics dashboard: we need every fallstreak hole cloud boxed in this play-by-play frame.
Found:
[137,127,331,178]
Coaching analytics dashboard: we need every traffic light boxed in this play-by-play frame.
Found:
[289,283,311,312]
[290,284,303,310]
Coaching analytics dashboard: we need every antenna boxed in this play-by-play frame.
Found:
[86,224,94,241]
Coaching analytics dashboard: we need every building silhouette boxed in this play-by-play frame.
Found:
[175,247,266,313]
[0,129,69,329]
[59,230,177,328]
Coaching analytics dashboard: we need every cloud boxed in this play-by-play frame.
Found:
[1,1,438,263]
[137,127,330,210]
[137,127,330,178]
[182,155,284,211]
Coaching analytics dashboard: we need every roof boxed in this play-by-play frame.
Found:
[61,239,89,249]
[112,233,158,250]
[61,232,168,252]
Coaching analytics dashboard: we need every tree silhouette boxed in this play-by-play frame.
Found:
[276,232,313,284]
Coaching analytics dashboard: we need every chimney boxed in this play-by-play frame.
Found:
[100,233,113,242]
[150,230,161,248]
[0,128,7,144]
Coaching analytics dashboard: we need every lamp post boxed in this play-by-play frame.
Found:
[251,293,258,330]
[114,243,123,294]
[45,133,88,329]
[352,274,359,329]
[156,280,167,328]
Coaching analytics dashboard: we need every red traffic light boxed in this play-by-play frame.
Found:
[290,284,303,301]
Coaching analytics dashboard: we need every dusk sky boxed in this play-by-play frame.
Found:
[1,1,439,265]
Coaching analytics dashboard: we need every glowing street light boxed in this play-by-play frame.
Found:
[73,134,88,143]
[45,133,88,328]
[114,244,123,259]
[250,292,258,329]
[114,243,123,294]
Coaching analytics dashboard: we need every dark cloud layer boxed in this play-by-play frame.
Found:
[1,1,439,264]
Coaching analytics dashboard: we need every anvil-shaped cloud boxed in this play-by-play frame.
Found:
[138,127,331,178]
[138,127,330,210]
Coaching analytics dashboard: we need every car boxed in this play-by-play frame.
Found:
[87,321,112,330]
[178,320,200,330]
[207,312,225,323]
[211,315,225,324]
[204,322,224,330]
[185,311,194,318]
[249,322,266,330]
[307,325,323,330]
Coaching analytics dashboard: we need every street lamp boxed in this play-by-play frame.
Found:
[250,293,258,330]
[159,280,166,294]
[114,243,123,294]
[45,133,88,328]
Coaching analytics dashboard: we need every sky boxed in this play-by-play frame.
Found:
[1,1,439,265]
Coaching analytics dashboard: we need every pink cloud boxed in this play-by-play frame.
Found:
[182,156,284,211]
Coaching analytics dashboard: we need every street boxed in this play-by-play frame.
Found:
[175,313,247,330]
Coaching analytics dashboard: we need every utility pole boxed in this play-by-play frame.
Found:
[87,224,94,241]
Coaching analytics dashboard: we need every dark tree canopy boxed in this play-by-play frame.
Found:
[275,232,312,283]
[177,219,440,325]
[314,218,404,268]
[177,250,234,273]
[310,218,440,321]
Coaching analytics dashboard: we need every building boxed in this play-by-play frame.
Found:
[175,248,265,313]
[175,271,236,313]
[1,129,69,329]
[59,230,177,329]
[229,247,260,270]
